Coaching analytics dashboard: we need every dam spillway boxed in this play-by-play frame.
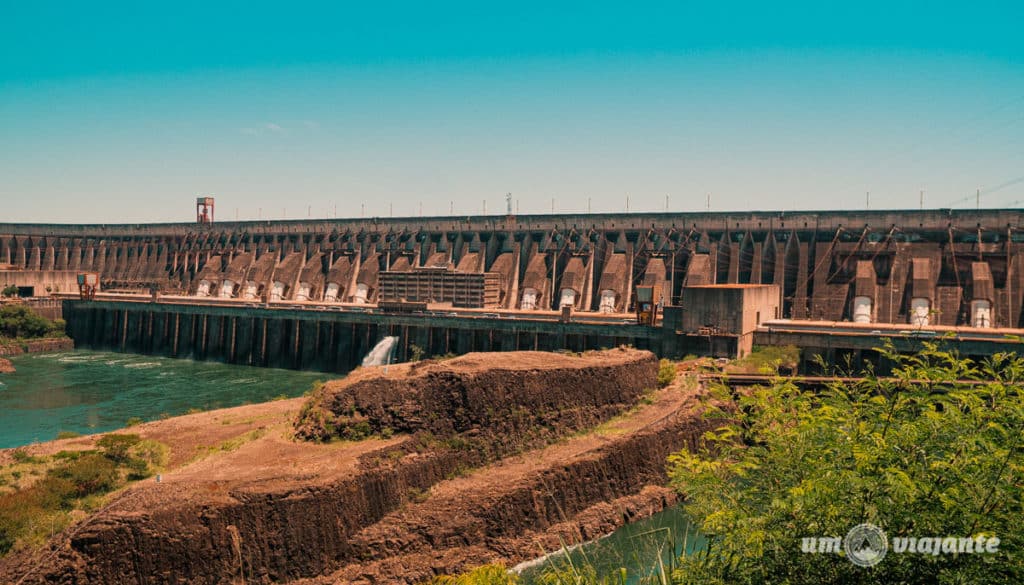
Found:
[63,299,660,373]
[4,208,1024,328]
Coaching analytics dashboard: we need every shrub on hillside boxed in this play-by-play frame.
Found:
[670,343,1024,583]
[0,305,64,339]
[657,359,676,387]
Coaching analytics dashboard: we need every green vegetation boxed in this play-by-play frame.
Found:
[657,359,676,388]
[725,344,800,374]
[0,285,18,298]
[55,431,83,440]
[0,304,65,340]
[430,564,516,584]
[435,345,1022,584]
[409,343,425,362]
[0,434,168,556]
[670,344,1024,583]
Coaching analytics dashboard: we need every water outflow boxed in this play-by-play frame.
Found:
[362,336,399,367]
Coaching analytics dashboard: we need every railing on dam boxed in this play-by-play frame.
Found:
[63,300,662,374]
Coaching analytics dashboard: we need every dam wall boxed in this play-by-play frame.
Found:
[63,300,660,373]
[7,208,1024,327]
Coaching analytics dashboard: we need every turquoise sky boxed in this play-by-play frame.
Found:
[2,1,1023,222]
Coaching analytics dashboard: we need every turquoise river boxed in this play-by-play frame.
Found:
[0,350,330,448]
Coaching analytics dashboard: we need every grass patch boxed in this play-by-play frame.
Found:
[0,434,168,556]
[726,344,800,374]
[657,359,676,388]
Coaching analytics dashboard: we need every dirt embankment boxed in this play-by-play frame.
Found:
[1,348,711,585]
[0,358,13,374]
[295,349,657,445]
[0,337,74,357]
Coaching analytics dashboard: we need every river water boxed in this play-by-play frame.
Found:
[516,505,703,583]
[0,350,330,448]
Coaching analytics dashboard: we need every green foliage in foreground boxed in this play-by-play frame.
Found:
[436,345,1022,585]
[0,304,65,340]
[0,434,168,556]
[726,344,800,374]
[671,343,1024,584]
[657,359,677,388]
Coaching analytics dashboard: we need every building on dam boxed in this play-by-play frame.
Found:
[2,208,1023,328]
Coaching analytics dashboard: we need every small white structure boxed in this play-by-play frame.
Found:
[852,296,873,324]
[520,287,539,310]
[196,280,212,297]
[295,283,312,301]
[269,281,286,301]
[598,289,617,313]
[971,299,992,328]
[324,282,340,302]
[242,283,259,300]
[219,279,236,298]
[559,288,577,308]
[353,282,370,304]
[910,297,931,327]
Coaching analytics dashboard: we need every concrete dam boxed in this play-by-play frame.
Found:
[4,208,1024,371]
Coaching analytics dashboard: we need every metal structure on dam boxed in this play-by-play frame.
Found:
[4,208,1024,328]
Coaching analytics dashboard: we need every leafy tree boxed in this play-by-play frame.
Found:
[669,343,1024,584]
[1,285,18,298]
[0,304,64,339]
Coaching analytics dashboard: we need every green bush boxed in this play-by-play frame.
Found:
[670,344,1024,583]
[49,454,119,500]
[657,359,676,388]
[727,344,800,374]
[0,304,64,339]
[96,434,141,463]
[55,431,82,440]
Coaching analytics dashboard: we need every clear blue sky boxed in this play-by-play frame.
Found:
[2,1,1022,223]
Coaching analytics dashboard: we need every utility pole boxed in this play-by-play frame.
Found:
[920,189,924,210]
[506,192,512,215]
[977,188,981,209]
[866,191,870,209]
[587,197,591,213]
[483,199,487,215]
[665,194,669,211]
[361,203,365,217]
[626,194,630,212]
[551,197,555,213]
[419,201,423,216]
[706,193,710,210]
[450,201,454,214]
[390,202,393,217]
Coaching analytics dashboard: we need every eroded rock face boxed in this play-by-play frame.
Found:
[295,348,658,446]
[2,349,699,585]
[0,357,13,373]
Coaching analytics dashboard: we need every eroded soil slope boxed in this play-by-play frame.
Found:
[0,348,710,585]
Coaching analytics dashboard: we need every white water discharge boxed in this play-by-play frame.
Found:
[362,336,399,367]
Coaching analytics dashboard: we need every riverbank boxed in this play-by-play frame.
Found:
[0,349,711,584]
[0,337,74,357]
